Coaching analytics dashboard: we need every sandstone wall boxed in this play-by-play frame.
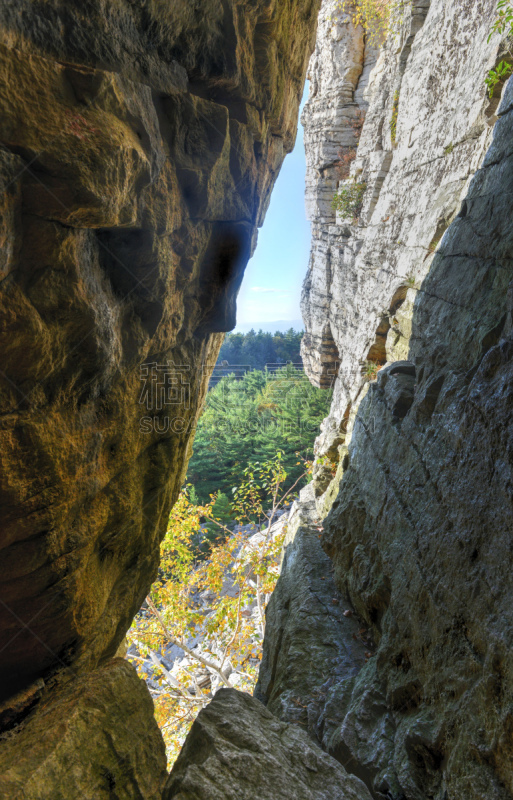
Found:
[0,1,321,794]
[258,1,513,798]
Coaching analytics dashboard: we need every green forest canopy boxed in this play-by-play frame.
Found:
[187,364,332,504]
[217,328,303,371]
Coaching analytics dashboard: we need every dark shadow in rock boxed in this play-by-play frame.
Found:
[196,221,253,334]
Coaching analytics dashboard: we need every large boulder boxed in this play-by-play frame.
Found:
[0,659,167,800]
[164,688,373,800]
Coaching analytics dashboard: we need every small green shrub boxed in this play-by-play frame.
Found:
[488,0,513,41]
[363,361,380,381]
[485,60,513,98]
[486,3,513,97]
[444,142,454,156]
[331,180,367,221]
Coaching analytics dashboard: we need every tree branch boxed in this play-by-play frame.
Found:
[146,596,232,688]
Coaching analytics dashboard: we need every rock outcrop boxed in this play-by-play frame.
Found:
[164,688,373,800]
[301,0,502,457]
[0,0,321,793]
[259,1,513,798]
[4,0,513,797]
[255,483,371,740]
[0,659,167,800]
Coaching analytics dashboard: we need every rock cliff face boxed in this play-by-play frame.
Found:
[3,1,513,797]
[258,1,513,798]
[0,1,320,795]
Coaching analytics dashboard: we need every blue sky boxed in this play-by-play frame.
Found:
[235,85,311,329]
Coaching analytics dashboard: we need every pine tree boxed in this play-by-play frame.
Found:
[188,366,331,504]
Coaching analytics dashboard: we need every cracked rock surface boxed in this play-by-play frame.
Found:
[255,483,371,750]
[0,659,167,800]
[164,688,373,800]
[301,0,502,453]
[0,0,319,695]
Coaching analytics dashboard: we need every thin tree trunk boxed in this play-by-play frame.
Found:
[146,596,233,688]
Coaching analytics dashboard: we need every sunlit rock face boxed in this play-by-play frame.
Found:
[260,0,513,797]
[301,0,501,454]
[0,659,168,800]
[0,0,320,793]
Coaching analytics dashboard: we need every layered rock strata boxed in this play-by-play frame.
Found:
[0,0,321,793]
[259,0,513,798]
[301,0,503,458]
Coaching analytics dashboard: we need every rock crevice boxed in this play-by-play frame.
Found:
[3,1,513,798]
